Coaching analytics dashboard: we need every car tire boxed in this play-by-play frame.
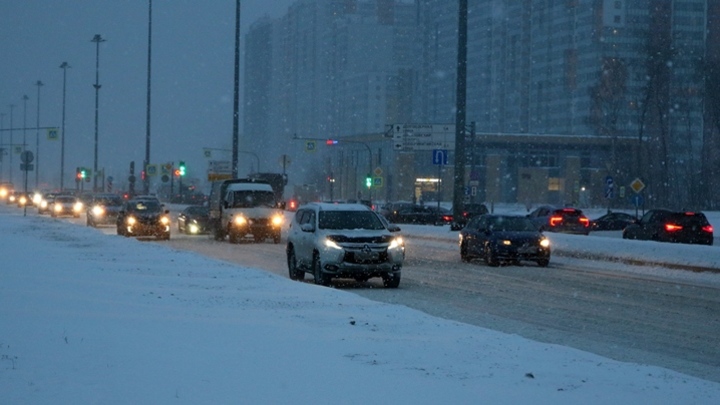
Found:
[460,241,471,262]
[313,253,330,286]
[484,245,499,267]
[537,258,550,267]
[287,247,304,281]
[213,226,225,241]
[382,272,401,288]
[228,229,239,244]
[273,232,281,244]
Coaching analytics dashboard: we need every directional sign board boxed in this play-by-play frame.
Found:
[432,149,448,165]
[392,124,455,151]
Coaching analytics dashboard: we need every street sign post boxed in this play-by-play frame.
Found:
[392,123,456,151]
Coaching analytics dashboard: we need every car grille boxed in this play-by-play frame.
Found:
[343,249,389,264]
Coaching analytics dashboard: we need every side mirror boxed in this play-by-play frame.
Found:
[300,223,315,232]
[223,201,230,209]
[164,210,170,214]
[387,224,401,232]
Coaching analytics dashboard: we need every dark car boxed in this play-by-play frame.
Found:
[177,205,211,234]
[50,195,83,218]
[622,209,713,245]
[87,193,125,227]
[37,192,57,214]
[386,204,443,225]
[590,211,638,231]
[459,214,550,267]
[116,199,171,240]
[527,205,590,235]
[450,203,489,230]
[380,201,415,223]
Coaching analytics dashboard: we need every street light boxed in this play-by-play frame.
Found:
[35,80,43,188]
[91,34,106,192]
[144,0,153,194]
[22,95,29,200]
[60,62,70,192]
[231,0,241,178]
[8,104,14,184]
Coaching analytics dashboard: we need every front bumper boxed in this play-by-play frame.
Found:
[492,243,550,261]
[318,246,404,277]
[125,223,170,236]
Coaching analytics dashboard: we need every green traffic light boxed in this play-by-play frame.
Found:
[179,161,186,176]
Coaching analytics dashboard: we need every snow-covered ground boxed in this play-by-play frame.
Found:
[2,205,720,404]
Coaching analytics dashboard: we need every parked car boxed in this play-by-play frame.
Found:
[50,195,83,218]
[86,193,125,227]
[527,205,590,235]
[450,203,489,230]
[459,214,550,267]
[177,205,211,234]
[590,211,638,231]
[622,209,713,245]
[379,201,415,223]
[385,203,443,225]
[286,202,404,287]
[116,199,171,240]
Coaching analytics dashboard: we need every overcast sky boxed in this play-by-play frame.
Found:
[0,0,296,191]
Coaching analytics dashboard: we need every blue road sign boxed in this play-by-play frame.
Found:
[631,194,644,207]
[432,149,448,165]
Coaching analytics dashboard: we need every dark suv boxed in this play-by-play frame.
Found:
[527,206,590,235]
[116,199,171,240]
[622,209,713,245]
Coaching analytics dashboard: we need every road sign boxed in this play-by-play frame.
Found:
[20,150,34,163]
[13,146,22,154]
[630,178,645,193]
[373,167,383,176]
[47,128,59,140]
[392,123,455,151]
[432,149,448,165]
[305,141,317,152]
[373,177,383,187]
[20,163,34,171]
[631,194,644,207]
[203,149,212,158]
[208,160,231,174]
[146,164,158,176]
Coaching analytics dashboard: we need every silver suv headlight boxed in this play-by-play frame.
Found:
[388,237,404,250]
[324,238,343,250]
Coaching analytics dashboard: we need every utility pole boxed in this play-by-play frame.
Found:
[60,62,70,192]
[35,80,43,188]
[9,104,14,184]
[144,0,153,195]
[231,0,241,178]
[452,0,468,222]
[0,113,4,181]
[91,34,106,192]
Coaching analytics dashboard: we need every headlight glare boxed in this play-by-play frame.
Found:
[540,238,550,248]
[92,206,104,216]
[73,202,83,212]
[324,238,343,250]
[160,216,170,225]
[271,215,283,226]
[127,216,136,225]
[388,237,404,250]
[502,240,512,246]
[234,216,247,226]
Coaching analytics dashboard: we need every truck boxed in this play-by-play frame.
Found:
[208,178,285,244]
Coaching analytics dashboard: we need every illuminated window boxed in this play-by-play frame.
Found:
[548,178,561,191]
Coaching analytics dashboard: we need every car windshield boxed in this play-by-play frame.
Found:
[230,190,276,208]
[554,209,583,217]
[55,196,76,203]
[127,201,162,213]
[487,216,537,232]
[187,206,209,215]
[95,197,123,206]
[319,211,385,230]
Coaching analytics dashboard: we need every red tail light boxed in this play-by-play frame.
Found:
[549,216,563,226]
[702,225,714,233]
[442,215,453,222]
[665,223,683,232]
[579,217,590,227]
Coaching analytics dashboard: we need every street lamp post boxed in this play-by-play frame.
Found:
[35,80,43,188]
[0,113,4,181]
[60,62,70,192]
[91,34,106,192]
[231,0,241,178]
[22,95,29,203]
[144,0,153,194]
[8,104,14,185]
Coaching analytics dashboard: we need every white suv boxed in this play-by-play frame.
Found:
[286,203,404,288]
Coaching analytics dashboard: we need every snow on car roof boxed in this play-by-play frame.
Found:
[303,202,371,212]
[226,182,274,192]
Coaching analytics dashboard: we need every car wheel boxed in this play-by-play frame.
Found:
[460,241,471,262]
[273,233,281,244]
[484,245,499,267]
[537,258,550,267]
[313,253,330,286]
[228,229,238,244]
[213,226,225,241]
[286,247,304,281]
[382,272,401,288]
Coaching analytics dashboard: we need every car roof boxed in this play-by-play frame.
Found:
[300,202,371,212]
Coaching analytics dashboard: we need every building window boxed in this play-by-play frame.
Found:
[548,177,561,191]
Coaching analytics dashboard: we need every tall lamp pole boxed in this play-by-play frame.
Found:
[35,80,43,188]
[91,34,106,192]
[8,104,14,185]
[60,62,70,192]
[0,113,5,181]
[22,95,29,200]
[144,0,153,194]
[231,0,241,178]
[452,0,468,222]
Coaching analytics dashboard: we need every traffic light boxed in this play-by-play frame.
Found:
[76,167,82,181]
[178,161,186,176]
[80,168,87,179]
[174,169,181,177]
[365,173,372,189]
